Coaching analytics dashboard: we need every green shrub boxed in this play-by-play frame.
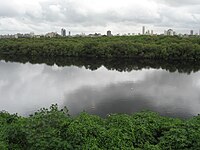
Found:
[0,105,199,149]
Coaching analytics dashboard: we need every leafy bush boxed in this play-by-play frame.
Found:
[0,105,200,149]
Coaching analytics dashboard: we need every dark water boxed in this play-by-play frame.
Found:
[0,57,200,118]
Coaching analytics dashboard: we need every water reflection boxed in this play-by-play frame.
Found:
[1,55,200,74]
[0,59,200,118]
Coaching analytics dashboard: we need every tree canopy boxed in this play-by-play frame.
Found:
[1,104,200,149]
[1,36,200,60]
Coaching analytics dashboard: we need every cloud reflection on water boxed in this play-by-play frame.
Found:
[0,60,199,118]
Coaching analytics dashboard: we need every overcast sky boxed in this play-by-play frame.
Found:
[0,0,200,35]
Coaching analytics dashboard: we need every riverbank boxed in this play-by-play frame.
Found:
[1,36,200,60]
[0,104,200,149]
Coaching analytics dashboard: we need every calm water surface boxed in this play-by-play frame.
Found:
[0,60,200,118]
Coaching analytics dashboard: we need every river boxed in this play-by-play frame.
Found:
[0,57,200,118]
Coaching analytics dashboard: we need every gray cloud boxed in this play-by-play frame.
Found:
[0,0,200,34]
[157,0,200,7]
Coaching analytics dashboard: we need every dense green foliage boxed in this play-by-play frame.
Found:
[0,104,200,149]
[1,36,200,60]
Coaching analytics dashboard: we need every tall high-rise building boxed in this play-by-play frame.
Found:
[107,30,112,37]
[151,30,153,35]
[142,26,145,35]
[190,30,194,36]
[69,31,71,36]
[61,28,66,37]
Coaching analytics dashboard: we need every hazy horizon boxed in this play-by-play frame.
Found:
[0,0,200,35]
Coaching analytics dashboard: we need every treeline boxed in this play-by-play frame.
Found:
[0,104,200,149]
[1,36,200,60]
[1,55,200,74]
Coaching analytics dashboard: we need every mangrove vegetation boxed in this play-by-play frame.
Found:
[1,36,200,60]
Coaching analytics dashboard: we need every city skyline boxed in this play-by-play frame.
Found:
[0,28,200,39]
[0,0,200,35]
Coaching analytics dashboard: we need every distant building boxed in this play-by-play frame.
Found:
[45,32,59,38]
[16,33,24,38]
[69,31,71,36]
[30,32,34,37]
[178,33,183,37]
[23,34,31,38]
[61,28,66,37]
[35,35,41,38]
[88,33,101,37]
[190,30,194,36]
[0,32,41,39]
[107,30,112,37]
[151,30,154,35]
[146,30,150,35]
[142,26,145,35]
[173,31,176,36]
[167,29,174,36]
[14,34,18,38]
